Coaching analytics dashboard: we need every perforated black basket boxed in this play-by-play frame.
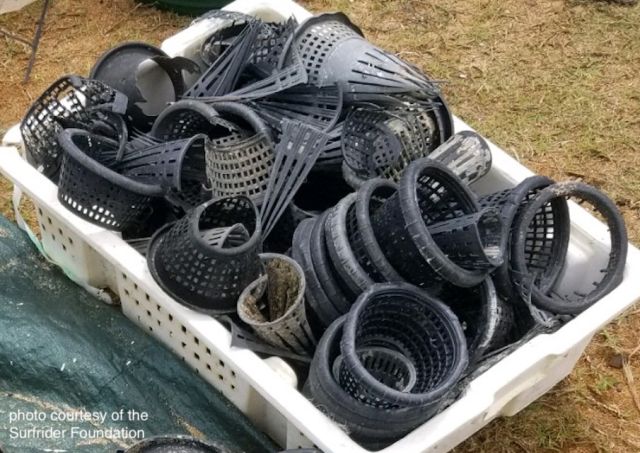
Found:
[237,253,316,355]
[341,102,441,182]
[370,158,500,290]
[147,196,262,314]
[478,176,570,335]
[205,102,275,205]
[305,316,458,448]
[511,182,627,315]
[426,130,492,185]
[439,277,514,365]
[309,211,356,315]
[151,99,236,141]
[333,347,417,409]
[57,129,163,231]
[340,283,468,408]
[21,75,128,180]
[291,218,343,333]
[323,194,375,294]
[115,134,207,192]
[284,13,440,101]
[354,179,404,282]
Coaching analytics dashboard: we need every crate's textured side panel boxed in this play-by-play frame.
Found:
[35,205,111,288]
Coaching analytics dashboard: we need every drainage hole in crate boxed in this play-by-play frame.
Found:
[218,360,225,368]
[135,299,139,305]
[206,364,211,371]
[218,374,224,381]
[122,273,127,280]
[41,223,46,231]
[194,337,199,345]
[47,217,52,225]
[181,325,187,334]
[145,293,150,301]
[146,310,151,317]
[194,353,200,360]
[168,314,173,321]
[206,347,211,355]
[181,342,186,348]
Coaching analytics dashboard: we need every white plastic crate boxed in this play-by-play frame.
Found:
[1,1,640,451]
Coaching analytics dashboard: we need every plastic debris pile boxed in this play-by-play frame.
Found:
[20,9,628,449]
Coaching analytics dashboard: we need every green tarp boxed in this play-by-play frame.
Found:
[0,215,276,453]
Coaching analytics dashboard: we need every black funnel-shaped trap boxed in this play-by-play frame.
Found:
[21,75,128,181]
[284,13,440,101]
[57,129,162,231]
[147,196,262,314]
[370,159,499,290]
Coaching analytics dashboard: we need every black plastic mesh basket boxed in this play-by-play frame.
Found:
[478,176,570,334]
[324,194,376,293]
[21,75,128,180]
[309,211,356,315]
[249,18,298,74]
[204,102,275,205]
[427,130,492,185]
[114,134,207,192]
[200,12,254,66]
[57,129,163,231]
[370,159,497,290]
[341,102,443,183]
[354,179,404,282]
[151,99,237,141]
[439,277,514,365]
[305,316,442,449]
[427,208,504,270]
[333,346,418,409]
[147,196,262,314]
[511,182,627,315]
[237,253,316,355]
[284,13,440,100]
[340,283,468,408]
[291,218,343,331]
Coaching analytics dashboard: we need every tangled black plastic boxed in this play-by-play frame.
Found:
[511,182,627,315]
[340,283,468,408]
[147,196,262,314]
[57,129,163,231]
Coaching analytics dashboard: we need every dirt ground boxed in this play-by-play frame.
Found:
[0,1,639,452]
